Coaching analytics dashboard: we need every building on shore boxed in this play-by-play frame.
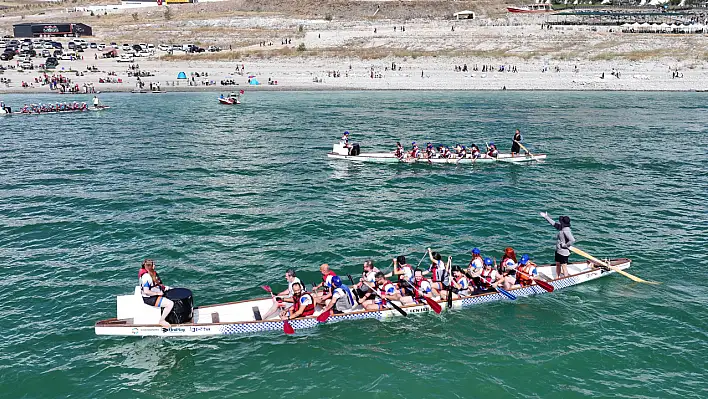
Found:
[12,23,93,38]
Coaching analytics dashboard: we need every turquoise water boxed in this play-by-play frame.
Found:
[0,91,706,398]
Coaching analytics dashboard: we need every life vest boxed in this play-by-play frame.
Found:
[517,265,534,286]
[413,278,431,300]
[291,293,315,317]
[138,268,165,290]
[376,280,395,304]
[430,262,446,283]
[479,268,495,288]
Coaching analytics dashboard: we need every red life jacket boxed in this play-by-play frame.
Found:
[479,268,495,288]
[138,268,164,290]
[516,265,534,286]
[322,270,336,282]
[377,280,394,305]
[291,293,315,317]
[413,278,431,300]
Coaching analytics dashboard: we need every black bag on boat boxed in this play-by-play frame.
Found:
[350,143,360,156]
[165,288,194,324]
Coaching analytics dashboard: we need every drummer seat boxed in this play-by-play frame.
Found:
[116,286,162,325]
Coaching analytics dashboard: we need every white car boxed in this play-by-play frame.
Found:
[147,44,155,51]
[158,44,170,51]
[121,44,130,51]
[60,54,76,61]
[0,40,8,48]
[20,60,33,69]
[97,44,106,50]
[138,50,152,57]
[117,54,134,62]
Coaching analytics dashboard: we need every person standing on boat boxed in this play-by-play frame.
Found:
[511,129,523,156]
[280,282,315,320]
[139,259,174,329]
[540,212,575,278]
[319,276,356,315]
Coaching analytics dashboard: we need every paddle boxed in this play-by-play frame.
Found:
[514,140,534,157]
[569,246,659,285]
[346,274,362,302]
[515,269,554,292]
[492,258,518,300]
[362,281,407,316]
[261,285,294,334]
[446,256,453,309]
[416,252,429,268]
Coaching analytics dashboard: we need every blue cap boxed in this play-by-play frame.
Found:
[412,141,416,145]
[331,275,342,288]
[489,141,495,146]
[472,248,481,255]
[520,254,529,265]
[484,257,493,266]
[344,131,349,135]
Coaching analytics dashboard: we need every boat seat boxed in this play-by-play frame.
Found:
[116,286,161,325]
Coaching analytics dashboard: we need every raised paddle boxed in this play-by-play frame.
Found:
[416,252,429,268]
[346,274,362,302]
[362,281,408,317]
[513,140,534,157]
[515,269,554,292]
[446,256,454,308]
[569,246,659,285]
[261,285,295,334]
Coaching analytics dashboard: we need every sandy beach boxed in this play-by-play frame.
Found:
[1,1,707,94]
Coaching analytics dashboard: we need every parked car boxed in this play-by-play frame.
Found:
[53,49,63,57]
[0,52,13,61]
[158,44,170,51]
[207,45,221,52]
[51,42,62,49]
[147,44,155,51]
[45,57,59,68]
[97,43,106,50]
[90,42,97,49]
[68,42,76,50]
[19,49,36,57]
[117,54,134,63]
[20,60,33,69]
[41,49,51,58]
[60,53,77,60]
[0,40,6,48]
[121,43,130,51]
[132,44,142,52]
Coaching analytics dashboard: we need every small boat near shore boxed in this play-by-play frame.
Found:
[219,91,243,105]
[507,3,554,13]
[327,142,547,164]
[95,258,629,337]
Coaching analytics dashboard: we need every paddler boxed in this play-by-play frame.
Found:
[411,269,434,303]
[319,276,356,315]
[425,142,435,159]
[262,269,302,319]
[474,257,500,294]
[138,259,174,328]
[93,95,100,108]
[470,144,481,159]
[395,142,404,159]
[467,247,484,275]
[440,146,452,159]
[409,142,421,159]
[499,247,518,272]
[314,263,337,305]
[446,265,471,300]
[355,259,379,298]
[515,255,538,287]
[540,212,575,278]
[456,145,467,159]
[487,142,499,158]
[280,282,315,320]
[511,129,523,156]
[359,272,413,310]
[388,255,414,296]
[423,248,450,297]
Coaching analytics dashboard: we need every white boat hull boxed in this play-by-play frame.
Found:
[2,106,110,116]
[95,259,630,337]
[327,151,546,164]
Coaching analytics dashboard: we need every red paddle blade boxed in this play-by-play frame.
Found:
[316,311,330,323]
[425,297,442,314]
[536,279,554,292]
[261,285,272,293]
[283,320,295,334]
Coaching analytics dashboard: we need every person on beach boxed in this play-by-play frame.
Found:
[540,212,575,278]
[511,129,522,156]
[263,269,302,319]
[139,259,174,328]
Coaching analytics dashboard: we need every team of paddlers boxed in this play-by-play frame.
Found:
[261,246,544,321]
[19,102,89,114]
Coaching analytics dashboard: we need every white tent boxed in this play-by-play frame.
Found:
[453,10,476,20]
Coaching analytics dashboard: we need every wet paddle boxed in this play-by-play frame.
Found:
[515,269,554,292]
[570,246,659,285]
[261,285,295,334]
[362,281,407,317]
[416,252,428,268]
[346,274,362,302]
[446,257,453,309]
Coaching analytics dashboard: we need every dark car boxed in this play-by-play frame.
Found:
[51,42,62,49]
[45,57,59,68]
[68,42,76,50]
[19,49,36,57]
[53,49,63,57]
[0,52,14,61]
[132,44,143,52]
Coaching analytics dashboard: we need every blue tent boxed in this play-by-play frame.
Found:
[177,71,187,79]
[249,79,260,85]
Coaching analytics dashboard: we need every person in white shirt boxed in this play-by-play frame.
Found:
[138,259,174,328]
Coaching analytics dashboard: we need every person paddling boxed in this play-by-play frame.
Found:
[516,255,538,287]
[280,282,315,320]
[319,276,356,315]
[423,248,449,297]
[395,142,404,159]
[139,259,174,328]
[540,212,576,278]
[511,129,523,157]
[314,263,337,305]
[487,142,499,158]
[262,269,301,319]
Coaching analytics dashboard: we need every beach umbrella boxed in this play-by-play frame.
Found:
[177,71,187,79]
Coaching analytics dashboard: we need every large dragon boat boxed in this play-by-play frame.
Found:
[95,258,630,337]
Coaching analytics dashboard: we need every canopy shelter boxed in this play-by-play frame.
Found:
[177,71,187,79]
[453,10,476,20]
